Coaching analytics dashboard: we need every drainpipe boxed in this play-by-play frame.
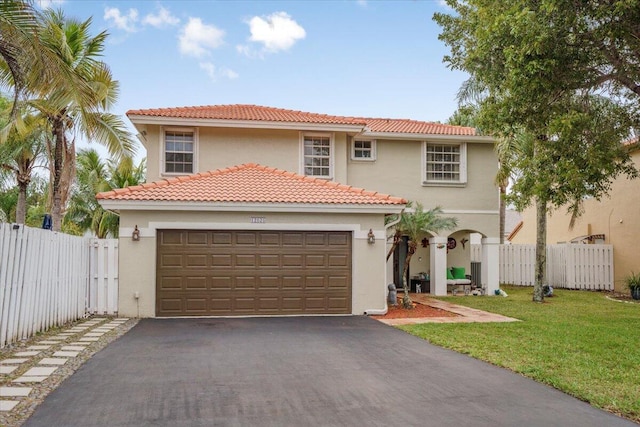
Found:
[364,210,404,316]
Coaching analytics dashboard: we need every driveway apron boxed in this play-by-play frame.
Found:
[23,317,635,427]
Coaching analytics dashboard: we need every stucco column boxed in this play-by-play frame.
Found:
[429,236,448,296]
[481,237,500,295]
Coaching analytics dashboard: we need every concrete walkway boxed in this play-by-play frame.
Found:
[20,317,635,427]
[377,294,520,326]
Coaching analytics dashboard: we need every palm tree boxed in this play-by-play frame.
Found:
[5,9,135,231]
[387,202,457,308]
[65,149,145,238]
[0,114,47,224]
[0,1,88,112]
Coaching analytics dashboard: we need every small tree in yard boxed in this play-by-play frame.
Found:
[387,202,457,309]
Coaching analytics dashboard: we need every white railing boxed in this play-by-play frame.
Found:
[0,224,118,348]
[499,244,613,290]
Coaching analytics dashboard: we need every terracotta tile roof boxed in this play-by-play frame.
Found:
[127,104,476,136]
[96,163,407,205]
[360,117,476,136]
[127,104,365,126]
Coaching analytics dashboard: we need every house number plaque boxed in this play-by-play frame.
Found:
[251,217,266,223]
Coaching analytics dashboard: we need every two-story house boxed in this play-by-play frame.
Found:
[97,105,499,318]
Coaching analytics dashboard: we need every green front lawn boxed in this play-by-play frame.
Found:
[400,286,640,422]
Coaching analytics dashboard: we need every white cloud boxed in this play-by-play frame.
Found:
[104,7,139,33]
[235,44,262,59]
[199,62,238,81]
[179,18,225,58]
[245,12,306,53]
[356,0,367,7]
[143,6,180,28]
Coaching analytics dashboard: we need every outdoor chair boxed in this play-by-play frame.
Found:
[447,267,472,295]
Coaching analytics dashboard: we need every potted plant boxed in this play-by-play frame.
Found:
[624,272,640,300]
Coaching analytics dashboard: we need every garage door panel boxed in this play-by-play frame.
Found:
[160,231,184,245]
[157,230,351,316]
[211,277,232,290]
[282,233,303,246]
[258,254,279,267]
[185,277,207,290]
[257,276,279,289]
[236,254,256,267]
[305,255,325,266]
[328,276,349,289]
[328,255,349,267]
[160,254,183,267]
[212,232,232,245]
[186,254,208,267]
[186,232,208,245]
[259,233,280,246]
[306,233,327,246]
[328,297,349,310]
[235,276,256,290]
[185,298,207,313]
[159,277,183,290]
[212,254,232,267]
[305,276,325,289]
[236,232,257,245]
[328,233,349,246]
[282,254,303,267]
[282,276,303,289]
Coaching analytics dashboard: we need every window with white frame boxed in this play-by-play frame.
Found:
[302,133,332,178]
[424,142,467,183]
[164,128,195,174]
[352,139,376,161]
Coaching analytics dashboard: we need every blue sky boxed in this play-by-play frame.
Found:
[38,0,467,158]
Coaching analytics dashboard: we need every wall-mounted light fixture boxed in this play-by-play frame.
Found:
[367,229,375,244]
[132,225,140,241]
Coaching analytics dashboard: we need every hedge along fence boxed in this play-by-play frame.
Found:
[0,223,119,348]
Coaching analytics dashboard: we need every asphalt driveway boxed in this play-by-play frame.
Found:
[23,316,634,427]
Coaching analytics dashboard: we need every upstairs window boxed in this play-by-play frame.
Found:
[164,128,195,174]
[352,139,376,161]
[302,133,333,178]
[423,142,467,184]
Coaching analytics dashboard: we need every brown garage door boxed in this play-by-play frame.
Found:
[156,230,352,316]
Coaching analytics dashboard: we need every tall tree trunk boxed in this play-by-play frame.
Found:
[499,184,506,244]
[51,117,65,232]
[386,230,401,261]
[533,197,547,302]
[15,180,28,224]
[401,240,416,309]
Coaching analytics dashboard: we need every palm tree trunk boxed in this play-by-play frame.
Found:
[401,240,416,309]
[499,184,506,244]
[533,197,547,302]
[386,230,401,261]
[15,181,28,224]
[51,117,65,232]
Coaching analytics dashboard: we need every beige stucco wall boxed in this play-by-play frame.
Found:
[142,126,349,184]
[117,209,389,318]
[510,150,640,290]
[141,125,499,237]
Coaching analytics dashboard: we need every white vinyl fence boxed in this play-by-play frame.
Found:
[499,244,613,290]
[0,223,118,348]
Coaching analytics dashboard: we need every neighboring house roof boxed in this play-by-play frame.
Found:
[504,209,522,239]
[127,104,478,137]
[96,163,407,206]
